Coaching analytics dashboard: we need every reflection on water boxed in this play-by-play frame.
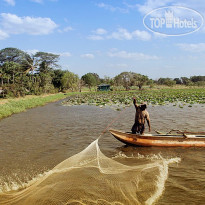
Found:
[0,100,205,204]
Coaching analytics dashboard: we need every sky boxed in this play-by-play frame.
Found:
[0,0,205,79]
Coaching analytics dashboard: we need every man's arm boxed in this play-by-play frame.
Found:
[133,97,138,109]
[146,112,151,132]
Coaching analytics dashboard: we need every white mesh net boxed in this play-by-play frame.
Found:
[0,140,180,205]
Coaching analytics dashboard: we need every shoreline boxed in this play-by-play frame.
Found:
[0,92,79,120]
[1,87,204,120]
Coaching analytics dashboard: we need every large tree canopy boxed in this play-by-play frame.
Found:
[81,73,100,90]
[34,52,60,70]
[0,48,31,66]
[61,71,79,91]
[114,72,133,90]
[157,78,176,87]
[114,72,150,90]
[190,76,205,82]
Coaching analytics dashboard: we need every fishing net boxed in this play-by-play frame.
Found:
[0,140,179,205]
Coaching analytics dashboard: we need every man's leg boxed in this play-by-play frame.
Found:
[140,124,145,135]
[131,123,137,134]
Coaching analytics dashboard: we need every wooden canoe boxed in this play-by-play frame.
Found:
[109,129,205,147]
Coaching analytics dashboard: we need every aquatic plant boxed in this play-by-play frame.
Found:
[62,88,205,109]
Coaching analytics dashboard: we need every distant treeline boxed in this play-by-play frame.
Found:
[0,47,204,98]
[157,76,205,87]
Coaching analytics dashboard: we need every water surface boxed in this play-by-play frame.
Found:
[0,100,204,204]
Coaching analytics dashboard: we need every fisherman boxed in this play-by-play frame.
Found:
[131,97,151,135]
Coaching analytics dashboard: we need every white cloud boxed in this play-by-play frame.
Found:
[97,3,129,13]
[3,0,15,6]
[136,0,205,15]
[0,29,9,40]
[30,0,43,3]
[56,52,71,57]
[88,35,104,40]
[108,28,151,41]
[58,26,73,33]
[88,28,108,40]
[137,0,174,15]
[97,0,174,15]
[81,54,95,59]
[177,43,205,52]
[0,13,58,37]
[108,63,130,68]
[30,0,58,3]
[88,28,151,41]
[63,26,73,32]
[108,50,159,60]
[108,28,132,40]
[93,28,107,35]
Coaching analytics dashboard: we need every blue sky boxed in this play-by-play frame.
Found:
[0,0,205,79]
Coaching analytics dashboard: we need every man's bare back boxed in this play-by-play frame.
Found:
[131,98,151,135]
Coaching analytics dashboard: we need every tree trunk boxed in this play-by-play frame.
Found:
[32,70,34,83]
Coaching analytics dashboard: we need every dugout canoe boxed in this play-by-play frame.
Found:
[109,129,205,147]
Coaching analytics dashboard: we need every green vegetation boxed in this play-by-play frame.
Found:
[63,88,205,109]
[0,47,204,118]
[0,93,77,119]
[114,72,150,90]
[81,73,101,91]
[1,87,204,120]
[1,47,204,99]
[0,47,80,97]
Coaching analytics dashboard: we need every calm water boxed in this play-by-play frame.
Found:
[0,99,205,204]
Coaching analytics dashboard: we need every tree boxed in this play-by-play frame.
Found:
[181,77,192,86]
[52,69,66,91]
[36,57,60,93]
[157,78,176,87]
[0,66,4,86]
[133,74,149,90]
[157,78,166,85]
[174,78,182,84]
[164,79,176,87]
[81,73,98,90]
[114,72,149,90]
[190,76,205,83]
[22,53,39,74]
[0,47,31,66]
[1,62,22,85]
[38,67,53,92]
[90,73,101,84]
[114,72,133,90]
[39,72,54,93]
[78,79,85,92]
[195,81,205,87]
[34,52,60,72]
[103,76,114,86]
[0,48,62,96]
[61,71,79,91]
[147,79,154,88]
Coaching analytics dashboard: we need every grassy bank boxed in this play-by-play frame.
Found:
[0,93,78,120]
